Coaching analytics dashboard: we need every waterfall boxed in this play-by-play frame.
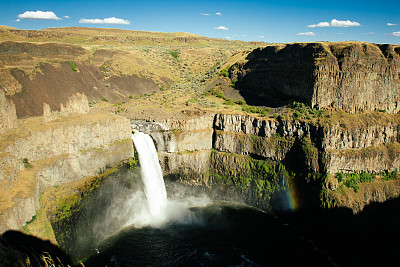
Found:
[131,130,167,219]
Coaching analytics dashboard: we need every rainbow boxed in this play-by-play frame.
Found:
[285,180,300,211]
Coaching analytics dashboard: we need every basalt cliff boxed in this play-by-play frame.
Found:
[0,91,133,233]
[229,42,400,113]
[0,28,399,251]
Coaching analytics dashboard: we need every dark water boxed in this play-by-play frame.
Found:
[84,203,335,267]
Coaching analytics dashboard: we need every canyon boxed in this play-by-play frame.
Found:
[0,26,399,266]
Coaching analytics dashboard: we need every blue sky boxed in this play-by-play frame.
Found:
[2,0,400,44]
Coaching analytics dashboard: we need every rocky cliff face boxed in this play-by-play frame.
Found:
[230,42,400,113]
[0,95,134,232]
[142,112,399,212]
[0,90,18,134]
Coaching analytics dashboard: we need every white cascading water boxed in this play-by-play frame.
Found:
[131,130,167,219]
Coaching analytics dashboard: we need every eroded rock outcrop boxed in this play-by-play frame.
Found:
[0,110,133,233]
[43,92,90,122]
[230,42,400,113]
[0,90,18,134]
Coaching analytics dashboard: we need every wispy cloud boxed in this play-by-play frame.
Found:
[214,26,229,30]
[296,32,316,36]
[64,16,70,19]
[79,17,130,25]
[337,33,344,35]
[365,32,375,35]
[257,35,265,38]
[216,12,222,16]
[387,23,397,26]
[200,13,210,16]
[17,10,61,20]
[392,31,400,36]
[308,19,361,28]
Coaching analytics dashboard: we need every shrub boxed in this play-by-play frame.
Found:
[242,105,270,117]
[343,173,360,192]
[235,100,246,105]
[66,61,78,72]
[101,97,108,102]
[335,173,344,183]
[169,50,180,61]
[360,171,375,183]
[23,158,32,168]
[221,67,229,77]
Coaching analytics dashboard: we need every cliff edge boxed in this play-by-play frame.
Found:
[230,42,400,113]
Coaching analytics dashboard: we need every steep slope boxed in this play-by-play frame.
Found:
[230,42,400,113]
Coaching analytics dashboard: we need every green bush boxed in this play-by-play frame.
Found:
[344,174,360,192]
[101,97,108,102]
[242,105,270,117]
[381,171,398,181]
[221,67,229,77]
[235,100,246,105]
[66,61,78,72]
[23,158,32,168]
[335,173,344,183]
[169,50,180,61]
[360,171,375,183]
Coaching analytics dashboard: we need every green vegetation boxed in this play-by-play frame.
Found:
[343,173,361,192]
[66,61,78,72]
[25,215,37,225]
[242,105,271,117]
[335,173,344,183]
[300,137,319,162]
[332,171,398,192]
[380,170,398,181]
[210,151,293,203]
[289,101,328,120]
[23,158,32,168]
[101,97,108,102]
[220,67,229,77]
[169,49,180,61]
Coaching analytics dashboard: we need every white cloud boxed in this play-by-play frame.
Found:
[214,26,228,30]
[296,32,316,36]
[79,17,130,25]
[64,16,70,19]
[216,12,222,16]
[242,34,246,37]
[365,32,375,35]
[257,35,265,38]
[18,10,61,20]
[308,19,360,28]
[387,23,397,26]
[225,37,231,39]
[16,19,21,22]
[308,22,330,28]
[200,13,210,16]
[392,31,400,36]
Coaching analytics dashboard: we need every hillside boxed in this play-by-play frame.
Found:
[0,26,264,118]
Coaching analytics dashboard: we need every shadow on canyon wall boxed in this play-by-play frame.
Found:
[280,196,400,267]
[1,197,399,266]
[0,230,74,266]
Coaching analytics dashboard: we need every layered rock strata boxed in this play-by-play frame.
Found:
[230,42,400,113]
[0,95,134,232]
